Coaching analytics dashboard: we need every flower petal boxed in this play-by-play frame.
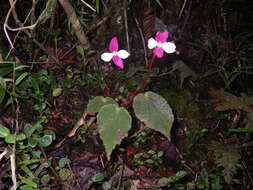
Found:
[112,56,124,69]
[117,50,130,59]
[148,38,158,49]
[162,42,176,54]
[109,37,119,52]
[154,47,164,58]
[155,30,169,43]
[101,52,114,62]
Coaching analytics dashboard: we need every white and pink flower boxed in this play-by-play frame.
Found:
[101,37,130,69]
[148,30,176,58]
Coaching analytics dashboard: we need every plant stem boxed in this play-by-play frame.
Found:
[135,55,156,93]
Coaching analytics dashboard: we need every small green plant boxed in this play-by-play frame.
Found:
[192,32,253,89]
[56,157,72,181]
[0,118,56,189]
[92,173,107,184]
[158,170,187,188]
[187,169,223,190]
[75,124,89,143]
[209,142,241,184]
[132,130,149,146]
[0,62,29,106]
[86,91,174,160]
[133,150,164,166]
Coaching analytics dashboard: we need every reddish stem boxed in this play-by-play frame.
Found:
[135,54,156,93]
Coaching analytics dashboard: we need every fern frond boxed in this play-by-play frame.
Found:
[210,142,241,184]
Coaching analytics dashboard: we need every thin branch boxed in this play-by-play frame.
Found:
[58,0,90,49]
[80,0,96,12]
[5,0,59,63]
[123,0,130,53]
[134,18,148,66]
[9,0,22,25]
[179,0,188,18]
[85,15,110,34]
[4,0,18,50]
[179,0,192,39]
[0,149,8,161]
[10,152,17,190]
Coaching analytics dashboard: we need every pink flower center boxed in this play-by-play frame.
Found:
[112,51,118,56]
[157,42,163,48]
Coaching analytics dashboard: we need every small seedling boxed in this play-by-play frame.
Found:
[133,150,164,166]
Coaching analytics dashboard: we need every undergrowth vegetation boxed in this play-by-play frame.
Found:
[0,0,253,189]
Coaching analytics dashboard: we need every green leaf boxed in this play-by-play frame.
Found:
[44,130,56,140]
[0,63,13,77]
[21,165,34,178]
[229,127,253,133]
[52,87,63,97]
[23,121,43,137]
[0,87,5,104]
[21,177,38,188]
[0,124,10,137]
[86,96,117,113]
[17,133,26,141]
[30,77,40,91]
[59,168,71,181]
[15,72,29,86]
[41,187,51,190]
[39,135,53,147]
[97,104,132,159]
[5,134,14,143]
[0,76,6,103]
[175,170,187,179]
[58,158,70,168]
[158,170,187,186]
[133,91,174,138]
[210,142,241,184]
[20,185,34,190]
[41,174,51,184]
[76,45,84,56]
[92,173,106,183]
[28,137,39,147]
[18,159,40,165]
[171,61,197,87]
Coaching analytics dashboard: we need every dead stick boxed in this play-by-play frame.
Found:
[58,0,90,49]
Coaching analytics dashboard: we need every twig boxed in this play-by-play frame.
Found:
[59,43,78,60]
[123,1,130,53]
[54,113,95,148]
[80,0,96,12]
[179,0,192,39]
[0,149,8,161]
[4,0,18,50]
[85,15,110,34]
[6,1,34,59]
[68,113,87,137]
[100,155,105,169]
[134,18,148,66]
[5,0,59,63]
[58,0,90,49]
[179,0,188,19]
[10,60,20,190]
[10,152,17,190]
[9,0,22,25]
[117,165,124,189]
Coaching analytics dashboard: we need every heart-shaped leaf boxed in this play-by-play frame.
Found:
[133,91,174,138]
[97,104,131,159]
[86,96,117,113]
